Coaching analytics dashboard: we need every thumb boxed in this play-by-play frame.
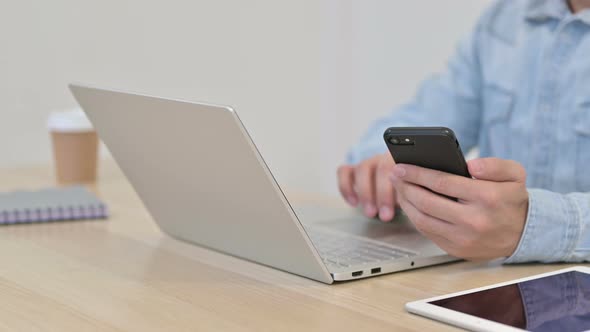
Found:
[467,158,527,183]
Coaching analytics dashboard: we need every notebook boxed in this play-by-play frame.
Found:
[0,186,108,224]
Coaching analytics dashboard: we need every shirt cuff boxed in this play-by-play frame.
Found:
[504,188,581,263]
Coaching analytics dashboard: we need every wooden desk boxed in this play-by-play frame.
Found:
[0,161,577,331]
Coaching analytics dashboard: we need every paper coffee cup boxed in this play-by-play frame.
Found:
[48,110,99,185]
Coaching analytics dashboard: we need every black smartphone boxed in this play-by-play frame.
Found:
[383,127,470,178]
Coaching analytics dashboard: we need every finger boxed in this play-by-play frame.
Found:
[424,233,457,257]
[401,212,460,258]
[337,165,358,206]
[375,160,396,222]
[468,158,527,183]
[354,160,378,218]
[393,179,466,225]
[391,164,478,201]
[397,194,455,241]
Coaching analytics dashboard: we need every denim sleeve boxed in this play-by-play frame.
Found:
[346,8,488,164]
[505,189,590,263]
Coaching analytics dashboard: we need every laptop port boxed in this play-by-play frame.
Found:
[352,271,363,277]
[371,267,381,274]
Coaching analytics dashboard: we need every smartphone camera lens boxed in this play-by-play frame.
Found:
[390,137,400,145]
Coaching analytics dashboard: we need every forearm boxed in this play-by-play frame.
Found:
[346,78,482,165]
[505,189,590,263]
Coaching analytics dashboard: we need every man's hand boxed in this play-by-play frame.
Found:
[390,157,529,260]
[337,153,398,222]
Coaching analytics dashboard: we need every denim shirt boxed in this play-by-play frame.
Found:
[347,0,590,263]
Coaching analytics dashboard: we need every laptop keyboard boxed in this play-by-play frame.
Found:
[306,227,417,269]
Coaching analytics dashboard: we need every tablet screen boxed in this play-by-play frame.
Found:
[429,271,590,331]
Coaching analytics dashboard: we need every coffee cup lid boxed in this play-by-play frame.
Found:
[48,109,94,133]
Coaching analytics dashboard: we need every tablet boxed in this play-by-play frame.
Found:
[406,266,590,332]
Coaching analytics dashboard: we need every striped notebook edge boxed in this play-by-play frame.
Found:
[0,186,109,225]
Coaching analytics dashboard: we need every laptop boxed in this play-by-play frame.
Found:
[70,84,458,284]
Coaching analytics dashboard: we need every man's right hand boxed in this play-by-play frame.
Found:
[337,153,398,222]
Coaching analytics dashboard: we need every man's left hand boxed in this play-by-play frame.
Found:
[390,157,529,260]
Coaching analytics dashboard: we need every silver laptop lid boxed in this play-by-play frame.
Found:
[70,84,333,284]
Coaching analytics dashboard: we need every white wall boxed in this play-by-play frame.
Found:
[0,0,488,195]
